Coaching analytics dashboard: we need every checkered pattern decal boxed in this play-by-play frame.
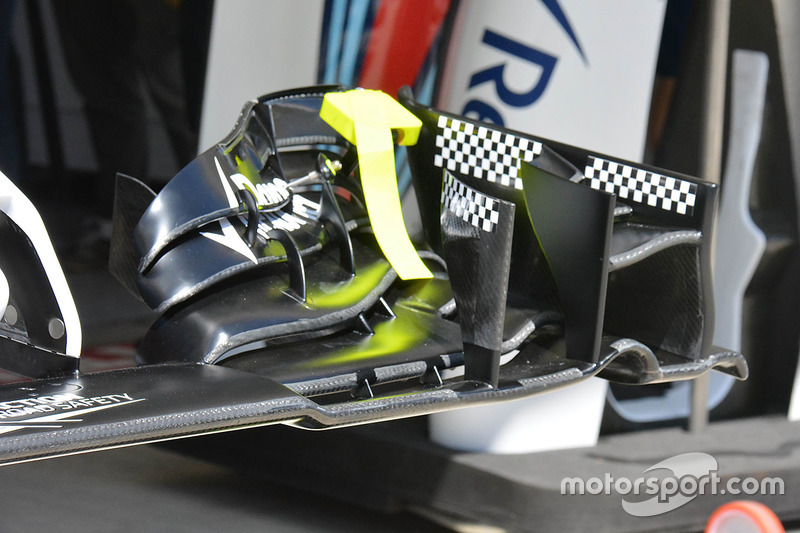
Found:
[434,116,542,190]
[441,171,500,233]
[585,156,698,216]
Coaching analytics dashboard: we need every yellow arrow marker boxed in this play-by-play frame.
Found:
[320,89,432,280]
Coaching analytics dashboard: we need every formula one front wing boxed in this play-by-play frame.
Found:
[0,86,746,465]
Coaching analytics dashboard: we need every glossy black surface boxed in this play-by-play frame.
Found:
[115,86,359,314]
[137,232,396,365]
[0,212,76,378]
[134,86,351,275]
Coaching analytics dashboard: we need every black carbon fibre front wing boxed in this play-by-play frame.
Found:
[0,341,745,466]
[0,84,749,465]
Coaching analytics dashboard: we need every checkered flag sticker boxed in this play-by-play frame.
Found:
[434,116,542,190]
[585,156,698,216]
[441,171,501,233]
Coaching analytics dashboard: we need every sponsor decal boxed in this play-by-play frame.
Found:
[205,156,317,261]
[460,0,586,126]
[200,219,257,264]
[0,392,144,435]
[214,156,290,210]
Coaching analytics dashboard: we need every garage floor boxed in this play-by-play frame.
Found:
[0,444,448,533]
